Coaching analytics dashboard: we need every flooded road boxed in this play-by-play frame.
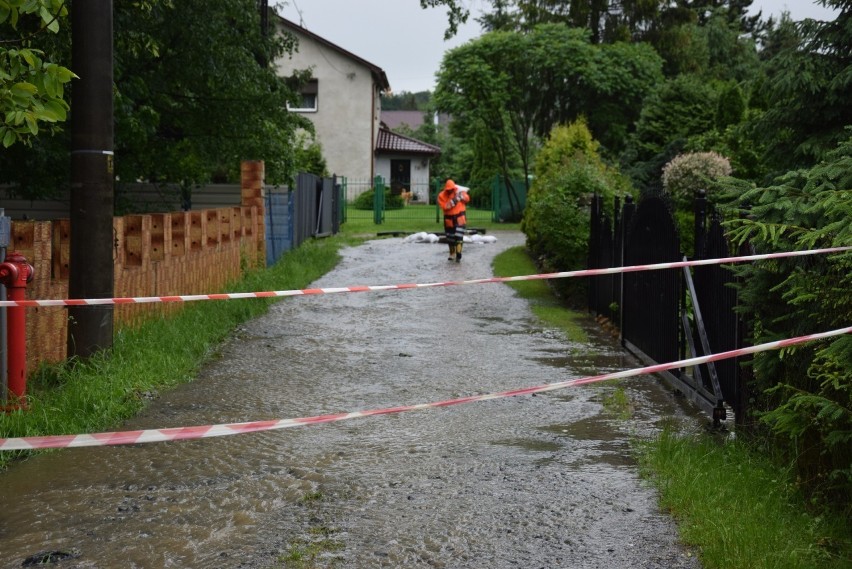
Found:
[0,231,702,568]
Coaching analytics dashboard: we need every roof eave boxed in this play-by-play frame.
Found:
[276,15,391,92]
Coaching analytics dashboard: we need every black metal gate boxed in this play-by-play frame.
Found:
[588,195,622,325]
[621,196,682,374]
[588,191,748,423]
[693,211,749,420]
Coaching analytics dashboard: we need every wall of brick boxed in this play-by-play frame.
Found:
[7,161,266,375]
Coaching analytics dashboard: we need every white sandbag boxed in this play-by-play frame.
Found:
[404,231,428,243]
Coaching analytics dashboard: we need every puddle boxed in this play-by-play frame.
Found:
[542,416,622,442]
[491,437,563,453]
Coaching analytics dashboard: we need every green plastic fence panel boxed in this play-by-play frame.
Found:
[373,175,385,225]
[491,175,527,222]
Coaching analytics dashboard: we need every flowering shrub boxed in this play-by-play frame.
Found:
[662,151,732,203]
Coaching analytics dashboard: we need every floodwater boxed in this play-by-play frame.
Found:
[0,231,703,568]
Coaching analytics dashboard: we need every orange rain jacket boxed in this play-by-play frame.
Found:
[437,180,471,231]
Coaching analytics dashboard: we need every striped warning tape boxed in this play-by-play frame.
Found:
[0,246,849,308]
[1,325,848,451]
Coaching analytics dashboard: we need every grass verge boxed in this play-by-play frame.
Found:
[635,429,851,569]
[491,245,588,343]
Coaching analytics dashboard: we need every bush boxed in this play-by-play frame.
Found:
[352,189,404,210]
[662,151,732,205]
[352,190,374,210]
[523,120,632,304]
[524,163,602,266]
[532,118,602,176]
[385,193,404,210]
[293,132,328,178]
[662,151,733,255]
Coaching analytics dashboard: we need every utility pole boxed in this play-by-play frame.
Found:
[68,1,115,358]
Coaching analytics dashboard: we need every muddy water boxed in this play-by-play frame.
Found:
[0,231,703,568]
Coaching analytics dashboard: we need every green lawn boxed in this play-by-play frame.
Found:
[342,204,504,236]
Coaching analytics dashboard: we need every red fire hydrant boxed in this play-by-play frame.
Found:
[0,252,34,410]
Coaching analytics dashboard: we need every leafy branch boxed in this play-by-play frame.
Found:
[1,0,74,147]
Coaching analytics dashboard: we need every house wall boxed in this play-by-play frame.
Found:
[276,24,380,182]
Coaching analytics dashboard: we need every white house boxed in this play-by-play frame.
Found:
[273,16,387,185]
[375,126,441,203]
[273,16,440,200]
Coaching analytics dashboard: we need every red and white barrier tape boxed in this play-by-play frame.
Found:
[2,326,848,451]
[0,246,849,308]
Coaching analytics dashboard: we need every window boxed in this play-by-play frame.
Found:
[288,79,318,113]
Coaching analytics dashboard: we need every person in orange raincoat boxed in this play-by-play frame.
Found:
[437,179,471,262]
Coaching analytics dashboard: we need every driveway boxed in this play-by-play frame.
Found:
[0,231,702,568]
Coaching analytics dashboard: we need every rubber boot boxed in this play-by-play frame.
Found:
[455,242,463,263]
[448,241,455,261]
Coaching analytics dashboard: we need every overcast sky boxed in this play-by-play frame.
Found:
[275,1,838,95]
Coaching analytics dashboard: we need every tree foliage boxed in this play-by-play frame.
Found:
[113,0,309,188]
[381,90,431,111]
[1,0,313,200]
[0,0,74,147]
[438,0,852,506]
[419,0,469,39]
[682,78,769,183]
[722,131,852,506]
[756,2,852,173]
[621,73,718,192]
[715,81,745,130]
[435,23,662,188]
[475,0,761,65]
[434,28,533,206]
[477,0,666,42]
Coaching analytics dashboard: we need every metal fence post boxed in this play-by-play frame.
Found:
[694,188,707,259]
